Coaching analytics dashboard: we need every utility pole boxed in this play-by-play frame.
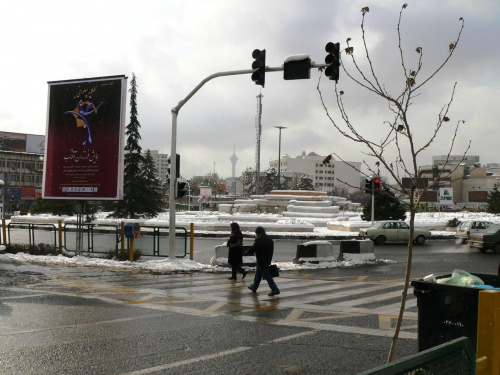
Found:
[274,126,286,190]
[255,93,262,194]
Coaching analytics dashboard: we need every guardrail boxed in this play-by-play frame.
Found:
[4,221,189,259]
[358,337,476,375]
[7,222,58,247]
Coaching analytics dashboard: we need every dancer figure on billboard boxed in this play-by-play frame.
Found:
[64,100,102,146]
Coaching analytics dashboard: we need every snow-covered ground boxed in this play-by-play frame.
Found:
[2,210,494,273]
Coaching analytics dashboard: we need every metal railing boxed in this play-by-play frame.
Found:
[5,222,188,258]
[7,222,57,247]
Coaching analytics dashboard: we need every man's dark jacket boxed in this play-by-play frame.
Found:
[245,233,274,268]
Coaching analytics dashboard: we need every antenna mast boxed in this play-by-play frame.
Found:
[255,93,262,194]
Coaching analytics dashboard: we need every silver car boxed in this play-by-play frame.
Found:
[455,220,493,244]
[359,220,432,245]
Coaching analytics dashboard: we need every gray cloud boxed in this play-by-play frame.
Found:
[0,0,497,181]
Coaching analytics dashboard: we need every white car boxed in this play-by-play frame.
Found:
[359,220,432,245]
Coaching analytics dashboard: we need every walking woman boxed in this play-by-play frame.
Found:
[227,222,247,280]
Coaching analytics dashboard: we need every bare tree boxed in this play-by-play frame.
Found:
[317,4,467,362]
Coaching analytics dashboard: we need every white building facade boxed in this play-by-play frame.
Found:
[148,150,169,180]
[269,151,361,194]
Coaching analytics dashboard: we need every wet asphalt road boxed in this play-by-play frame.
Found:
[1,239,498,374]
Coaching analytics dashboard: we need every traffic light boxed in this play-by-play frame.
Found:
[374,177,381,191]
[365,177,373,195]
[167,154,180,179]
[176,178,187,199]
[251,49,266,87]
[325,42,340,82]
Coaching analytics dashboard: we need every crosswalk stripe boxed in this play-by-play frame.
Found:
[9,273,420,339]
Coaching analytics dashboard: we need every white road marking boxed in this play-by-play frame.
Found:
[119,331,318,375]
[119,346,252,374]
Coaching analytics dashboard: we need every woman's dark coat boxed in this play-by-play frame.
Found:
[227,229,243,265]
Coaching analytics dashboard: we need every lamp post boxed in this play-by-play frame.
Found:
[274,126,287,190]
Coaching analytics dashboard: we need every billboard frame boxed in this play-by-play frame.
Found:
[43,75,127,200]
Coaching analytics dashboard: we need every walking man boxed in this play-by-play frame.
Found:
[245,226,280,297]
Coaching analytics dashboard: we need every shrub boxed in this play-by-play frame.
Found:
[102,249,142,261]
[446,218,460,228]
[5,243,61,256]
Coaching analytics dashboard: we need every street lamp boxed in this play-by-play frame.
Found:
[274,126,287,190]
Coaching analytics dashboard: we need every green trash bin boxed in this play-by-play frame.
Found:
[411,272,500,352]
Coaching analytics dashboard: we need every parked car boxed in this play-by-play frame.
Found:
[455,220,494,244]
[359,220,431,245]
[468,225,500,254]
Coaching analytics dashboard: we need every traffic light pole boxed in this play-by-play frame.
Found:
[168,63,329,259]
[371,183,375,226]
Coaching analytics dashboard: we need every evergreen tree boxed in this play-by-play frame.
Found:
[487,184,500,213]
[29,198,76,216]
[138,149,166,217]
[29,199,98,222]
[361,187,406,221]
[261,167,278,194]
[242,167,256,196]
[111,73,146,219]
[291,174,316,191]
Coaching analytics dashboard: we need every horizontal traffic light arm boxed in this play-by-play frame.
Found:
[171,64,331,114]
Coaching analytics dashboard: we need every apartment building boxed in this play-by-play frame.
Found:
[269,151,361,193]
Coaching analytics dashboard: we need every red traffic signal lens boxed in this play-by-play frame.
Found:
[252,60,262,70]
[251,71,262,82]
[325,54,335,65]
[252,49,262,59]
[374,178,380,184]
[325,42,335,53]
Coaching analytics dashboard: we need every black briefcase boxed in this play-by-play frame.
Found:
[269,264,279,277]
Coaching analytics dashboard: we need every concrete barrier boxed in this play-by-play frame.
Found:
[210,245,257,267]
[337,239,375,262]
[293,240,337,264]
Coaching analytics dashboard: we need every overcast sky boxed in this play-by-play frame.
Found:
[0,0,498,181]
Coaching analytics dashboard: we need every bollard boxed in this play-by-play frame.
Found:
[476,290,500,375]
[124,223,141,262]
[190,223,194,260]
[120,222,125,255]
[58,220,63,254]
[2,218,6,245]
[129,237,135,262]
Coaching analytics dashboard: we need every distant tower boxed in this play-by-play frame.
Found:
[230,144,238,178]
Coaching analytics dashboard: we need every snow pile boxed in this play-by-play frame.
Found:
[0,252,393,273]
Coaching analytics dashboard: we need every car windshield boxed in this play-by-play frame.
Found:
[483,225,500,234]
[372,222,387,228]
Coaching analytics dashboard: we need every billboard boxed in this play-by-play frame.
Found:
[200,186,212,203]
[21,186,36,200]
[439,188,453,204]
[0,132,26,152]
[0,132,45,154]
[43,75,127,200]
[26,134,45,154]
